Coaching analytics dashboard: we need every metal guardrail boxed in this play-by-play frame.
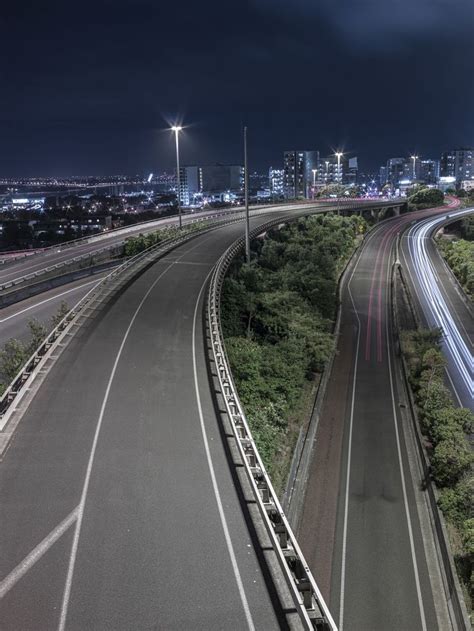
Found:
[0,206,279,289]
[0,200,311,266]
[0,217,246,427]
[207,216,338,630]
[0,197,403,275]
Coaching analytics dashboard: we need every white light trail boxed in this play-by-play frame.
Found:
[406,208,473,402]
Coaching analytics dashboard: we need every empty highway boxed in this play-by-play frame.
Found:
[0,206,336,630]
[299,202,461,631]
[0,203,318,288]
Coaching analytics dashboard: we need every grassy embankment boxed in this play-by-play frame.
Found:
[221,213,367,492]
[436,214,474,300]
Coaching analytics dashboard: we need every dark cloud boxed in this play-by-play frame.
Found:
[0,0,472,175]
[252,0,473,51]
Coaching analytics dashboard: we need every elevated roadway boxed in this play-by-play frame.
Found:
[0,200,404,297]
[0,275,106,347]
[299,200,462,631]
[0,206,336,630]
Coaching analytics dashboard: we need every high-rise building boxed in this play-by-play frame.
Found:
[283,150,320,198]
[379,166,388,187]
[269,167,284,197]
[178,164,244,205]
[440,148,473,184]
[386,158,407,188]
[420,159,440,185]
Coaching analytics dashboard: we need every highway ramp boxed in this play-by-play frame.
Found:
[299,205,460,631]
[0,211,318,630]
[399,208,473,410]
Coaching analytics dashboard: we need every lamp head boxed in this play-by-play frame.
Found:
[171,126,182,132]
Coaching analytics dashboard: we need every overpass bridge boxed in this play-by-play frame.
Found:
[0,198,410,630]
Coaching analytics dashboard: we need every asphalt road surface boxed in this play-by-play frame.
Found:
[0,200,397,290]
[399,208,473,410]
[0,208,322,631]
[0,274,107,347]
[0,202,320,288]
[299,202,461,631]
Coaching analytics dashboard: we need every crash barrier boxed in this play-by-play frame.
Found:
[208,214,338,630]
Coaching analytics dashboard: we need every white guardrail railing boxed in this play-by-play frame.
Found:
[0,216,246,425]
[208,216,338,630]
[0,199,404,289]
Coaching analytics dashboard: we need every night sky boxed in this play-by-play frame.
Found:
[1,0,473,176]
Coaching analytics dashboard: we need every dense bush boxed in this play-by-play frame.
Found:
[222,214,365,486]
[437,238,474,298]
[408,187,444,210]
[124,222,204,256]
[401,328,473,608]
[0,303,70,392]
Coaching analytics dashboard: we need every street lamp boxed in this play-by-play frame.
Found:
[410,155,418,182]
[312,168,317,200]
[171,125,183,228]
[335,151,343,184]
[244,126,250,264]
[335,151,343,215]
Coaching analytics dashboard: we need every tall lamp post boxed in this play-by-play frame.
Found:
[335,151,343,215]
[410,154,418,183]
[312,168,317,200]
[171,125,183,229]
[335,151,343,184]
[244,126,250,264]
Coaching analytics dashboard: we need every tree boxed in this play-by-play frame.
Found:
[408,187,444,209]
[437,476,473,525]
[51,301,70,329]
[26,318,47,355]
[430,407,474,443]
[431,432,473,486]
[418,378,453,423]
[0,339,27,384]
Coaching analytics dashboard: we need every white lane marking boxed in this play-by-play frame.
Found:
[192,271,255,631]
[339,236,365,631]
[0,279,102,323]
[57,232,224,631]
[0,506,79,599]
[384,254,428,631]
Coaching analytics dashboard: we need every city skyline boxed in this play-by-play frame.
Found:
[1,0,473,176]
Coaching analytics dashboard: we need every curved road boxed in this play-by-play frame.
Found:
[0,207,326,630]
[400,208,473,409]
[299,201,461,631]
[0,203,319,287]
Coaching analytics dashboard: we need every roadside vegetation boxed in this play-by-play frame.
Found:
[407,186,444,211]
[0,301,70,395]
[436,214,474,299]
[401,328,473,611]
[221,213,367,491]
[123,222,206,257]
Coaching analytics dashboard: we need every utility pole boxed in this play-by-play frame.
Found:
[172,125,183,229]
[244,126,250,264]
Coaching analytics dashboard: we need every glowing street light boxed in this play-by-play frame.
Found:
[312,168,317,199]
[410,154,418,182]
[335,151,343,184]
[171,125,183,228]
